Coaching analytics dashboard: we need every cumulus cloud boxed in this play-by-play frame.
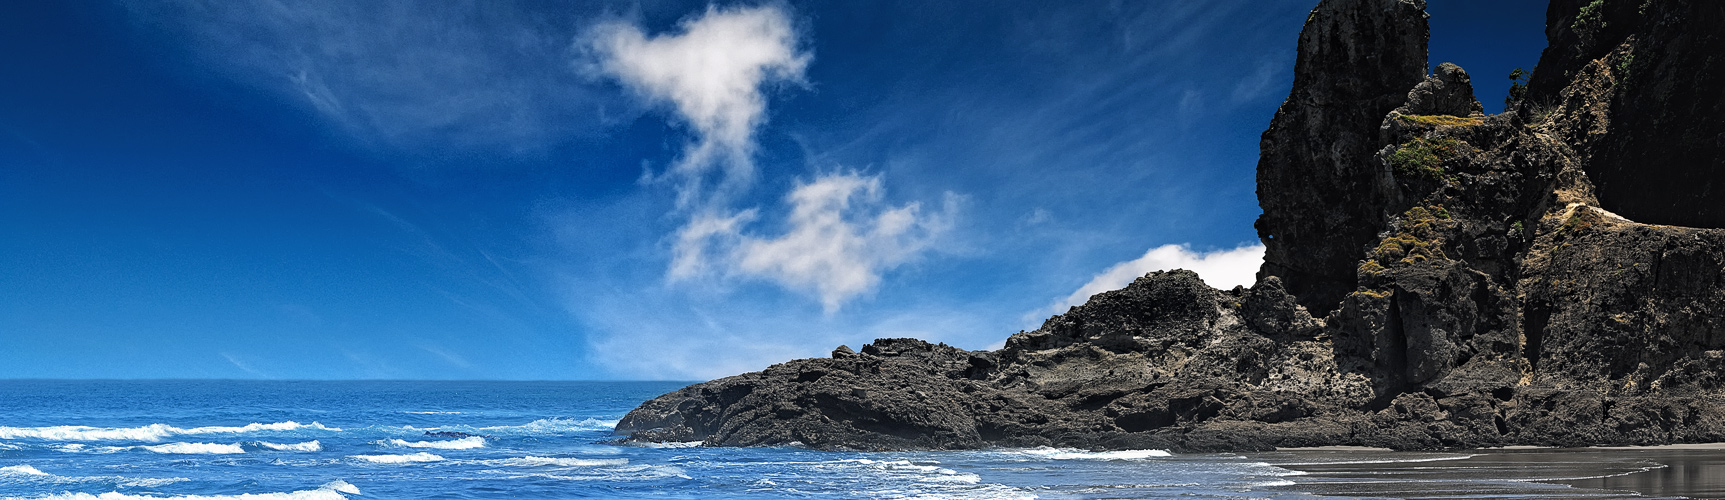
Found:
[590,6,947,310]
[1050,243,1264,313]
[588,5,810,208]
[735,174,952,311]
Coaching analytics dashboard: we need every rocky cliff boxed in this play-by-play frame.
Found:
[613,0,1725,452]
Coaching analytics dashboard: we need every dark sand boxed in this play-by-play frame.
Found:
[1256,445,1725,499]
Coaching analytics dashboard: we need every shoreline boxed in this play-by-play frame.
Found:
[1260,445,1725,499]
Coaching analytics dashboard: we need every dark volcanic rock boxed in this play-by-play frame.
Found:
[615,0,1725,452]
[1524,0,1725,228]
[1255,0,1431,316]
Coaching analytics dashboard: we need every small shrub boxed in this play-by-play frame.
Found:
[1389,138,1461,181]
[1573,0,1607,33]
[1505,68,1530,108]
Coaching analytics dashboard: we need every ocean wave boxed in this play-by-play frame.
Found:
[488,456,629,468]
[256,440,322,452]
[632,441,702,449]
[0,480,360,500]
[0,465,187,488]
[0,422,339,442]
[1002,447,1172,460]
[477,418,617,435]
[492,464,691,482]
[351,452,444,464]
[382,436,485,449]
[0,465,49,477]
[403,411,462,414]
[141,442,246,454]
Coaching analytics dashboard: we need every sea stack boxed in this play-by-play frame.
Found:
[613,0,1725,452]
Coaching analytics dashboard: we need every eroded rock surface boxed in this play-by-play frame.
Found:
[615,0,1725,452]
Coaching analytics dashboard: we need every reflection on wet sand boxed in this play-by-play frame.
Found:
[1258,445,1725,499]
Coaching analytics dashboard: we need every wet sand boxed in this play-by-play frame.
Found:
[1255,445,1725,499]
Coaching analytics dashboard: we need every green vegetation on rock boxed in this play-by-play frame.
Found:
[1574,0,1607,33]
[1396,114,1484,127]
[1389,137,1460,181]
[1506,68,1529,108]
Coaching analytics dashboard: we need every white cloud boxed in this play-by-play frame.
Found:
[590,6,947,310]
[589,5,810,209]
[1049,243,1264,313]
[736,174,951,311]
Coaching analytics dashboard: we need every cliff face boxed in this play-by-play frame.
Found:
[1528,0,1725,228]
[614,0,1725,452]
[1255,0,1431,316]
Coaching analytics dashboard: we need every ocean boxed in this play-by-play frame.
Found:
[0,380,1717,499]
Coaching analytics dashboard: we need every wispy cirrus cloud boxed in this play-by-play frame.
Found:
[588,5,951,310]
[121,0,609,155]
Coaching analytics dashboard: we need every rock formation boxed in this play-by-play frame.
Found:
[614,0,1725,452]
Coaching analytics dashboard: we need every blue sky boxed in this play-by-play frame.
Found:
[0,1,1547,380]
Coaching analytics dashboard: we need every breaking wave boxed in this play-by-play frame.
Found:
[409,418,617,437]
[0,480,360,500]
[0,422,339,442]
[351,452,444,464]
[140,443,246,455]
[488,456,630,468]
[0,464,187,488]
[256,441,322,452]
[1001,447,1172,460]
[382,436,485,450]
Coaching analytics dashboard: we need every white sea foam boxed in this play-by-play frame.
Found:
[0,465,50,476]
[916,471,982,484]
[257,440,322,452]
[1005,447,1172,460]
[633,441,702,449]
[141,442,246,454]
[0,421,339,442]
[490,456,629,467]
[351,452,444,463]
[325,480,361,495]
[0,480,360,500]
[0,464,188,488]
[0,424,179,442]
[479,418,617,435]
[383,436,485,449]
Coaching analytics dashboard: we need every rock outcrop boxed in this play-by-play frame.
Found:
[614,0,1725,452]
[1255,0,1432,316]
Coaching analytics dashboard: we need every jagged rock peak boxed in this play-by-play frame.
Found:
[1395,62,1484,117]
[1254,0,1431,316]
